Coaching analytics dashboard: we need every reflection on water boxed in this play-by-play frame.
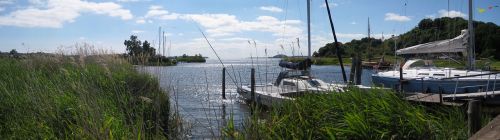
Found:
[141,58,373,139]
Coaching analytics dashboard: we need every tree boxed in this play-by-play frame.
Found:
[9,49,17,55]
[124,35,142,56]
[142,41,155,56]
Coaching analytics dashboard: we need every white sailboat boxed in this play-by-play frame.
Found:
[236,0,348,107]
[372,0,500,95]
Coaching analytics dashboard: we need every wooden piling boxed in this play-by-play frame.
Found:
[468,100,481,137]
[438,87,443,104]
[399,66,404,93]
[355,56,362,85]
[251,68,256,105]
[222,67,226,99]
[349,57,356,84]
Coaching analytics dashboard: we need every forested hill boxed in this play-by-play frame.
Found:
[314,17,500,59]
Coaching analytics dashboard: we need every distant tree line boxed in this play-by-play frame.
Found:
[175,54,206,63]
[314,17,500,60]
[124,35,176,66]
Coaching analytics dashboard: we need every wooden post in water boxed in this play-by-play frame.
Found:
[399,66,404,93]
[349,57,356,84]
[251,68,256,106]
[468,100,481,137]
[222,67,226,99]
[355,56,362,85]
[438,87,443,104]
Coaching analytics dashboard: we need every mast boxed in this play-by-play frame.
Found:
[163,33,166,56]
[324,0,347,83]
[467,0,475,70]
[368,17,371,39]
[307,0,311,58]
[158,27,162,55]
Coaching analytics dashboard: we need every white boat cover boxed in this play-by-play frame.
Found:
[396,30,468,55]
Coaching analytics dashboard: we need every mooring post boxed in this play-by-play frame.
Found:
[468,100,481,137]
[349,57,356,84]
[438,87,443,104]
[355,56,362,85]
[421,78,424,93]
[399,66,404,93]
[250,68,256,106]
[222,67,226,99]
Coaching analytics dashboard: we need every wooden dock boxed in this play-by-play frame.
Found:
[404,93,464,106]
[470,115,500,140]
[443,90,500,100]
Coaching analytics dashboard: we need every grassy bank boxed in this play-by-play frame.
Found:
[230,89,472,139]
[0,55,178,139]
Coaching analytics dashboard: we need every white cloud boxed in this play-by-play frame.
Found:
[320,2,338,8]
[182,14,302,37]
[144,5,180,20]
[337,33,365,39]
[350,21,357,25]
[177,33,184,36]
[259,6,283,13]
[384,13,411,22]
[438,10,466,18]
[131,30,144,34]
[425,14,436,19]
[136,19,146,24]
[117,0,149,2]
[0,0,133,28]
[0,0,14,5]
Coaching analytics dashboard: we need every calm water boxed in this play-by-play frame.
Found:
[142,58,373,139]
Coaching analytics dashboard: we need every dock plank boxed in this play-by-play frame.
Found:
[443,90,500,100]
[469,115,500,140]
[405,93,463,106]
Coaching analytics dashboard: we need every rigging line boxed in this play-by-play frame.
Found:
[281,0,289,45]
[197,27,239,86]
[325,0,347,83]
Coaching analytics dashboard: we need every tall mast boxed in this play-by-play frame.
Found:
[163,32,166,56]
[467,0,475,70]
[307,0,311,58]
[158,27,162,55]
[368,17,371,38]
[324,0,347,83]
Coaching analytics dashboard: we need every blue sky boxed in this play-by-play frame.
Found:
[0,0,498,59]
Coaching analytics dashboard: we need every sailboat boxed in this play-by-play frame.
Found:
[372,0,500,95]
[236,0,348,107]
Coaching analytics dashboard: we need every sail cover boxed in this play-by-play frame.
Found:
[279,58,312,70]
[396,30,468,55]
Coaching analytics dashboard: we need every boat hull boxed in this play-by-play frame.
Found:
[236,86,291,107]
[372,75,500,94]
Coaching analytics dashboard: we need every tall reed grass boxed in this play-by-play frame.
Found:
[233,88,468,139]
[0,50,179,139]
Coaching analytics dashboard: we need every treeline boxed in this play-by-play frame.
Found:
[314,17,500,60]
[175,54,206,63]
[123,35,176,66]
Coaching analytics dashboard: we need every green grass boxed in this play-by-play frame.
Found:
[0,55,179,139]
[232,88,470,139]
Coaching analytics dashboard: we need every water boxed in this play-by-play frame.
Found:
[142,58,374,139]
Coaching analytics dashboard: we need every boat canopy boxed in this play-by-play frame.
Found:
[396,30,468,55]
[279,58,312,70]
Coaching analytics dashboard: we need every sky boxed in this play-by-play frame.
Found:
[0,0,498,59]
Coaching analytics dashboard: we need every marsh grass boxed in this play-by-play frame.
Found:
[0,50,179,139]
[231,88,469,139]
